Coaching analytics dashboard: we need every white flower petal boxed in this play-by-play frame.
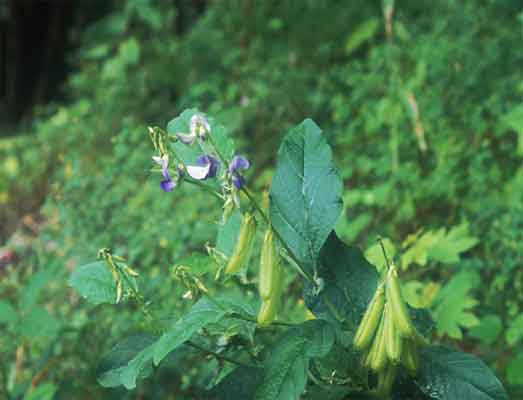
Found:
[187,164,211,180]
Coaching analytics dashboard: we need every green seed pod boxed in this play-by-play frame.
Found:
[354,284,385,350]
[257,297,279,325]
[386,264,414,337]
[225,213,256,274]
[384,302,403,364]
[376,363,397,398]
[402,339,420,375]
[370,307,388,372]
[259,229,281,301]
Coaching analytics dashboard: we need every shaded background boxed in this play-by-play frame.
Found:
[0,0,522,399]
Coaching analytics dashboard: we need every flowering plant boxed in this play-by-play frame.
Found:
[70,109,507,400]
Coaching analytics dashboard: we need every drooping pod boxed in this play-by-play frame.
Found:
[258,229,281,301]
[386,264,414,337]
[354,284,385,350]
[225,212,256,274]
[402,339,420,375]
[257,228,283,326]
[370,307,388,372]
[257,297,279,325]
[384,302,403,364]
[375,363,397,398]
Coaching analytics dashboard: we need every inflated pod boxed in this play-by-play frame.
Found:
[258,229,281,301]
[402,339,420,375]
[384,302,403,364]
[257,297,279,325]
[225,213,256,274]
[376,363,397,398]
[386,264,414,337]
[370,307,388,372]
[354,284,385,350]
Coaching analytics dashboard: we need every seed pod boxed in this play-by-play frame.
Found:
[385,302,403,364]
[376,363,397,398]
[116,279,123,304]
[354,284,385,350]
[124,265,139,277]
[257,297,279,325]
[370,307,388,372]
[386,264,414,337]
[402,339,420,375]
[259,229,281,301]
[225,213,256,274]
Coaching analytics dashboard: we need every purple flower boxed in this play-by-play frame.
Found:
[229,155,250,189]
[152,154,177,192]
[176,114,211,145]
[187,154,220,180]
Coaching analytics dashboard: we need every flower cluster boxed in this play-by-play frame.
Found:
[151,112,251,201]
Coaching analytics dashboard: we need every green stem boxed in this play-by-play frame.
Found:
[241,186,316,285]
[186,341,257,369]
[377,237,391,270]
[184,177,224,200]
[230,312,294,328]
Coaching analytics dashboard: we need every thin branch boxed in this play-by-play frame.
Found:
[186,341,257,369]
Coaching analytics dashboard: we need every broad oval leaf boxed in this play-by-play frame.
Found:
[207,367,264,400]
[69,261,116,305]
[254,320,335,400]
[98,334,157,389]
[415,345,507,400]
[153,297,227,365]
[270,119,343,275]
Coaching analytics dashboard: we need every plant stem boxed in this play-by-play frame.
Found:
[230,312,294,328]
[377,237,391,270]
[186,340,257,369]
[183,177,224,200]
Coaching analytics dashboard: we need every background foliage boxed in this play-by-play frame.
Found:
[0,0,522,398]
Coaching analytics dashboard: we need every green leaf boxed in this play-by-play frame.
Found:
[207,367,264,400]
[153,296,227,365]
[364,237,396,273]
[216,209,242,258]
[19,307,61,341]
[207,290,259,342]
[98,334,157,390]
[302,385,353,400]
[254,320,335,400]
[469,315,502,345]
[505,314,523,346]
[433,270,480,339]
[304,232,379,328]
[270,119,343,275]
[21,269,53,311]
[345,18,380,55]
[416,346,507,400]
[174,253,213,276]
[507,353,523,385]
[428,223,479,264]
[0,300,17,324]
[24,383,57,400]
[503,104,523,134]
[118,37,140,65]
[69,261,116,305]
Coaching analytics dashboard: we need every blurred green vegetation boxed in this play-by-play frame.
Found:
[0,0,522,398]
